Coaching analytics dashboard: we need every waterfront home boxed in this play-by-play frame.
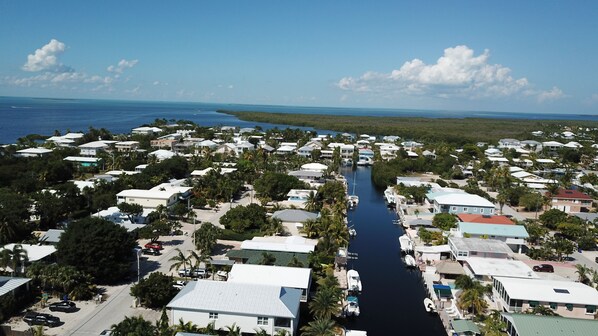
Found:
[462,258,537,282]
[457,214,514,225]
[501,313,598,336]
[150,138,177,149]
[450,319,480,336]
[431,193,495,215]
[79,140,115,157]
[45,132,84,147]
[226,250,309,267]
[235,141,255,156]
[288,170,324,186]
[414,244,451,263]
[448,237,512,261]
[454,222,528,253]
[542,141,564,151]
[484,147,502,157]
[548,188,593,213]
[167,281,301,335]
[114,141,140,152]
[401,140,423,151]
[228,264,312,302]
[240,236,317,254]
[15,147,53,158]
[498,138,521,149]
[493,277,598,319]
[300,162,328,172]
[63,156,102,167]
[276,145,296,155]
[132,126,162,135]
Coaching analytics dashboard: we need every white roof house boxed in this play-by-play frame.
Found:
[493,277,598,319]
[448,237,512,261]
[228,264,312,301]
[241,236,318,254]
[167,280,301,335]
[116,189,181,209]
[15,147,53,158]
[0,244,56,272]
[149,149,177,161]
[300,163,328,172]
[464,257,538,281]
[132,126,162,135]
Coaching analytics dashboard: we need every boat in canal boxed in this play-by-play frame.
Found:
[347,269,362,293]
[404,254,417,268]
[398,234,413,253]
[345,296,361,317]
[349,227,357,238]
[423,298,436,313]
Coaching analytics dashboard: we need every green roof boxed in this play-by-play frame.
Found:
[226,250,309,267]
[451,319,480,334]
[502,313,598,336]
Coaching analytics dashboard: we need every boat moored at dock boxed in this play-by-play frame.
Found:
[345,296,361,317]
[347,269,362,293]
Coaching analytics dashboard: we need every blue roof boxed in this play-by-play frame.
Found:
[458,222,529,238]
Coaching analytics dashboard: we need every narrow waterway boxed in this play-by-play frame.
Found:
[342,167,446,335]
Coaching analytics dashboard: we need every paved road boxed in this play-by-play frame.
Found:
[63,190,257,335]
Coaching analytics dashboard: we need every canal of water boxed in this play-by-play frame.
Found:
[342,166,446,335]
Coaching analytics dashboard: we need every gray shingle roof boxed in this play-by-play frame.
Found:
[272,209,318,223]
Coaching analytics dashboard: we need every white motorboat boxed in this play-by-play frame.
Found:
[345,296,360,317]
[348,195,359,207]
[404,254,417,268]
[398,234,413,253]
[349,227,357,238]
[347,269,362,292]
[424,298,436,313]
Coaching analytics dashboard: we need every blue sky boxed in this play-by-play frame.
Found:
[1,1,597,114]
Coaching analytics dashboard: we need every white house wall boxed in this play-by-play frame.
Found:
[171,309,296,335]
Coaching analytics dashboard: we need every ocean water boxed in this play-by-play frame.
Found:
[1,96,597,144]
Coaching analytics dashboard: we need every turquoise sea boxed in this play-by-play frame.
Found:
[1,96,597,144]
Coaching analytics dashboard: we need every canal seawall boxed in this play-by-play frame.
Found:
[341,166,446,335]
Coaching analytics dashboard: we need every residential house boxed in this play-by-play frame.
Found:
[150,138,177,149]
[132,126,162,135]
[272,209,319,230]
[114,141,139,152]
[116,181,191,209]
[328,143,354,159]
[167,281,301,335]
[432,193,495,215]
[542,141,564,151]
[240,236,318,254]
[148,149,177,162]
[39,229,65,245]
[79,140,114,157]
[0,244,56,274]
[228,264,312,302]
[548,189,593,213]
[501,313,598,336]
[15,147,53,158]
[455,222,528,253]
[484,147,503,157]
[286,189,316,202]
[63,156,102,167]
[462,258,537,283]
[0,276,32,304]
[493,277,598,319]
[498,139,521,149]
[276,145,296,156]
[448,237,512,261]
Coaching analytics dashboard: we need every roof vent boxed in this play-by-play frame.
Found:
[553,288,570,294]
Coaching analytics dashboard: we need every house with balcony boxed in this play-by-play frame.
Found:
[167,281,301,335]
[114,141,140,152]
[15,147,53,158]
[79,140,114,157]
[548,189,593,213]
[455,222,528,253]
[493,277,598,319]
[227,264,312,302]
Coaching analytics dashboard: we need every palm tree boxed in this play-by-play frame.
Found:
[200,321,217,335]
[31,325,45,336]
[254,328,270,336]
[188,250,210,270]
[4,244,28,276]
[111,316,157,336]
[496,191,508,215]
[308,287,341,319]
[259,252,276,265]
[225,323,241,336]
[287,256,304,268]
[0,219,18,245]
[457,287,488,317]
[575,264,591,285]
[175,318,201,332]
[300,317,337,336]
[481,310,507,336]
[301,219,320,238]
[304,191,319,212]
[454,274,476,290]
[169,248,191,276]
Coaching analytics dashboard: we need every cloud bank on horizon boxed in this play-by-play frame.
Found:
[5,39,138,92]
[337,45,564,103]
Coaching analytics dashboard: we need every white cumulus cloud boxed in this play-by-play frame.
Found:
[336,45,563,102]
[22,39,70,72]
[107,59,138,74]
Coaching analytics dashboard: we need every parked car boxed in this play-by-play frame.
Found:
[99,330,113,336]
[144,241,163,250]
[533,264,554,272]
[178,268,206,278]
[173,280,187,290]
[49,301,77,312]
[142,248,161,256]
[23,312,61,327]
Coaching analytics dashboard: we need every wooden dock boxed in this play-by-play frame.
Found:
[334,268,348,290]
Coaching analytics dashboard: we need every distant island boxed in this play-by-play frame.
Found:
[220,109,598,144]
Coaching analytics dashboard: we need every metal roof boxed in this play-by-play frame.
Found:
[272,209,318,223]
[495,277,598,305]
[451,319,480,333]
[433,193,495,208]
[449,237,512,254]
[167,280,301,318]
[501,313,598,336]
[226,250,309,267]
[40,229,64,243]
[228,264,311,289]
[458,222,529,238]
[464,257,537,279]
[1,244,56,262]
[0,277,31,297]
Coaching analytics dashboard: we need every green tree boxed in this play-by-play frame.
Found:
[194,223,221,254]
[519,192,544,211]
[56,217,136,284]
[111,315,157,336]
[130,272,179,309]
[117,202,144,223]
[575,264,591,285]
[300,317,338,336]
[524,222,547,245]
[0,244,28,277]
[169,248,192,275]
[220,203,268,233]
[0,189,31,244]
[432,213,457,231]
[254,172,307,201]
[418,227,434,245]
[259,252,276,266]
[539,209,568,230]
[308,286,341,319]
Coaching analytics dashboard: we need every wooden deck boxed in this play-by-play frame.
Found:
[334,268,348,290]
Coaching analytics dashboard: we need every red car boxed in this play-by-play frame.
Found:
[144,241,163,250]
